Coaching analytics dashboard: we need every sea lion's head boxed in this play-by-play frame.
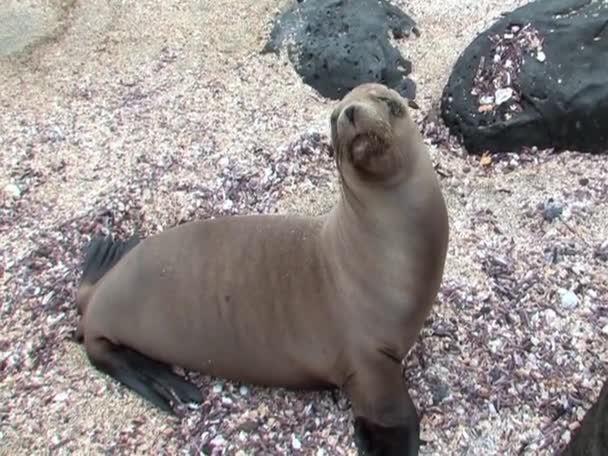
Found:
[329,83,419,185]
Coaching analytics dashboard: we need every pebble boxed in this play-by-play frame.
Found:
[316,449,326,456]
[239,385,249,395]
[210,435,226,447]
[601,324,608,336]
[542,200,563,222]
[222,199,234,211]
[495,87,513,105]
[54,391,69,402]
[212,383,223,394]
[568,421,581,432]
[536,50,546,62]
[544,309,557,324]
[291,434,302,450]
[559,288,579,309]
[4,183,21,199]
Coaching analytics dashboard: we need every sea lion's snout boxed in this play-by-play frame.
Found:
[336,101,390,150]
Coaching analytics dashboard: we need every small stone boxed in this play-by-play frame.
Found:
[568,421,580,432]
[544,309,557,324]
[594,243,608,262]
[222,199,234,211]
[430,379,450,404]
[42,291,55,307]
[559,288,579,309]
[54,391,69,402]
[536,50,546,62]
[239,385,249,395]
[212,383,223,394]
[316,449,326,456]
[210,435,226,447]
[291,434,302,450]
[579,177,589,186]
[221,396,233,406]
[218,157,230,168]
[4,183,21,198]
[542,200,563,222]
[601,324,608,336]
[530,335,540,345]
[495,87,513,105]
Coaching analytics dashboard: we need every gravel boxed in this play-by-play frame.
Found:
[1,0,607,455]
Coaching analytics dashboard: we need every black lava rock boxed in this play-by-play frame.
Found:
[441,0,608,155]
[263,0,420,100]
[560,377,608,456]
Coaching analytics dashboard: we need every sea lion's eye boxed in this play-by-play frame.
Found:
[377,96,405,117]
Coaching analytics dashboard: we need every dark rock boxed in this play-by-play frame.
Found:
[561,377,608,456]
[594,243,608,262]
[263,0,420,100]
[429,377,450,405]
[441,0,608,155]
[542,199,564,222]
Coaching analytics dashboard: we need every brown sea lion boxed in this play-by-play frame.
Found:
[560,376,608,456]
[74,82,449,455]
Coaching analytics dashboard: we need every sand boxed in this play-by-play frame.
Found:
[1,0,606,454]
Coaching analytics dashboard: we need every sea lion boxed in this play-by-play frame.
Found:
[74,82,449,455]
[560,376,608,456]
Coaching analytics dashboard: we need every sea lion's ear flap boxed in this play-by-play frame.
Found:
[407,99,420,110]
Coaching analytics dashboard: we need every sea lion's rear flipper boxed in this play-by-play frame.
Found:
[80,233,141,287]
[346,357,420,456]
[85,337,202,414]
[120,347,203,405]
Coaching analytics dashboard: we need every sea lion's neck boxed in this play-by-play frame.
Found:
[320,143,448,351]
[330,167,441,250]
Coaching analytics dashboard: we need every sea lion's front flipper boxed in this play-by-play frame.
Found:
[346,355,420,456]
[84,337,201,414]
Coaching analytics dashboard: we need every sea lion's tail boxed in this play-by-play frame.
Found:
[75,234,141,318]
